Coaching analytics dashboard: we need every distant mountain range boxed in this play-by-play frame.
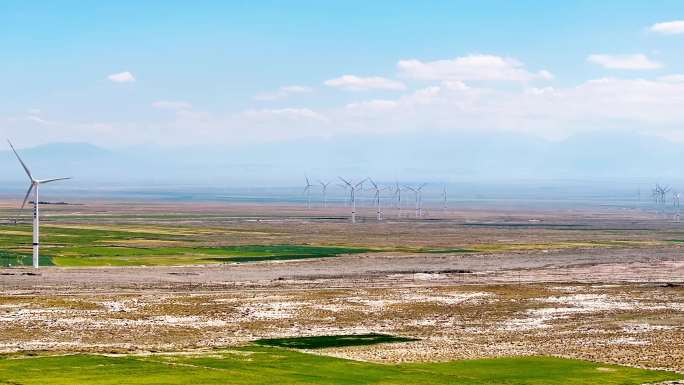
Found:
[0,131,682,187]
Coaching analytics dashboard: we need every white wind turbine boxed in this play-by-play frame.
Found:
[404,183,426,218]
[303,176,313,209]
[442,185,448,211]
[8,140,71,268]
[368,178,384,221]
[339,177,366,224]
[393,182,402,218]
[318,180,331,208]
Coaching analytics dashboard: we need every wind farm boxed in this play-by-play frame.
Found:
[0,187,683,384]
[0,144,683,384]
[1,1,684,384]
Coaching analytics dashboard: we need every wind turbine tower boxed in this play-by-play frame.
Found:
[339,177,366,224]
[303,176,313,209]
[318,180,331,208]
[8,140,71,268]
[404,183,426,218]
[393,182,402,218]
[674,191,681,222]
[368,178,383,221]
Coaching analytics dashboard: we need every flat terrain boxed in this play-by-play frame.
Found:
[0,347,679,384]
[0,200,682,383]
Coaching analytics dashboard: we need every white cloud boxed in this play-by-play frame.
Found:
[587,54,662,70]
[107,71,136,83]
[397,54,553,82]
[254,85,313,101]
[242,108,328,122]
[650,20,684,35]
[658,74,684,83]
[537,70,554,80]
[346,99,398,111]
[325,74,684,141]
[25,115,55,125]
[324,75,406,91]
[442,80,470,91]
[15,51,684,147]
[152,100,192,110]
[13,74,684,147]
[406,86,443,105]
[280,85,312,93]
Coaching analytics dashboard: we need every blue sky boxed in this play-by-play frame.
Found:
[2,1,684,149]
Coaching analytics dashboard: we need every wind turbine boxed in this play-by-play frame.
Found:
[303,176,313,209]
[393,182,402,218]
[404,183,426,218]
[8,140,71,268]
[339,177,366,224]
[653,183,671,216]
[673,191,681,222]
[318,180,331,208]
[367,178,384,221]
[442,185,448,211]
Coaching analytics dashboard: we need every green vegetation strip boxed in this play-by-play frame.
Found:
[0,346,679,385]
[254,333,418,349]
[0,250,53,267]
[49,245,372,266]
[0,224,654,267]
[0,225,478,266]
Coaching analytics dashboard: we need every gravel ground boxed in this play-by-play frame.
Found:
[0,202,682,375]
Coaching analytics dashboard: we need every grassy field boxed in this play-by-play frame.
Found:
[0,218,671,267]
[0,346,679,385]
[0,224,475,267]
[0,224,373,266]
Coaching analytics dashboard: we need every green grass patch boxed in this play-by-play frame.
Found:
[254,333,419,349]
[0,250,53,267]
[48,245,371,266]
[0,347,678,384]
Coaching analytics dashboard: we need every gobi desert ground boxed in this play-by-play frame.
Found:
[0,200,682,384]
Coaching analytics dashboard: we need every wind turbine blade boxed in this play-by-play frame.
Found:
[338,177,351,186]
[354,177,368,188]
[368,178,378,189]
[39,177,72,184]
[7,140,33,181]
[20,184,34,209]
